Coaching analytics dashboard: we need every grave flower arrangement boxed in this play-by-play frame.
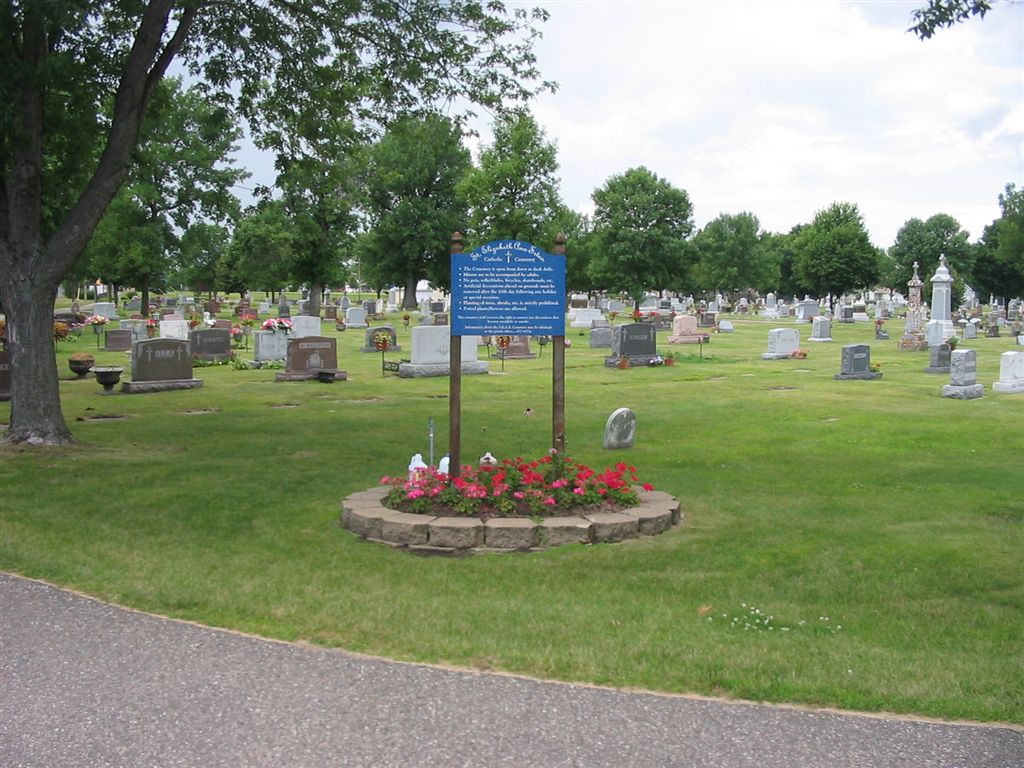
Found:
[381,452,654,519]
[262,318,293,333]
[187,317,200,329]
[85,314,107,327]
[53,322,70,343]
[145,317,159,337]
[789,348,808,359]
[631,309,642,321]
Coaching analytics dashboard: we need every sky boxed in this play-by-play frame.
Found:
[460,0,1023,247]
[233,0,1023,249]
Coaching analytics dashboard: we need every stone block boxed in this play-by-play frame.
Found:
[345,507,399,540]
[632,506,674,535]
[484,518,538,549]
[584,512,639,543]
[540,517,593,547]
[428,517,484,549]
[379,512,435,545]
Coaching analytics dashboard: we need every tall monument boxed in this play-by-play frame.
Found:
[925,255,956,345]
[898,262,928,351]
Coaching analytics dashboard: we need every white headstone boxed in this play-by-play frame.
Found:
[345,307,368,328]
[762,328,800,359]
[290,315,321,339]
[254,330,289,361]
[159,319,189,340]
[992,351,1024,393]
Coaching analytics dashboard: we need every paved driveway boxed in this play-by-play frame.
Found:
[2,573,1021,767]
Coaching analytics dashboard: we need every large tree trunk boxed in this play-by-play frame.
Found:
[0,1,193,446]
[0,275,74,445]
[140,275,151,318]
[402,273,419,310]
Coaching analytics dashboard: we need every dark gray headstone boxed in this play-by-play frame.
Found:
[286,336,338,373]
[603,407,637,449]
[841,344,871,375]
[613,323,656,358]
[926,343,952,373]
[277,303,291,319]
[361,325,401,353]
[430,301,445,313]
[132,338,192,382]
[103,329,133,352]
[363,300,377,314]
[189,328,232,361]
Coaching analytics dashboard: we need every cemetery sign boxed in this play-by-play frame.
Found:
[451,240,566,336]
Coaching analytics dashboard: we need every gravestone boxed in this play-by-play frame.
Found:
[569,308,603,329]
[290,315,322,339]
[363,300,378,315]
[963,323,978,340]
[212,319,232,331]
[763,293,779,319]
[277,303,291,319]
[605,323,656,367]
[120,319,148,342]
[852,302,869,322]
[603,407,637,450]
[92,302,118,320]
[762,328,800,360]
[494,335,536,359]
[254,330,289,362]
[159,308,177,319]
[324,306,337,320]
[345,307,368,328]
[123,338,202,393]
[203,300,221,314]
[103,329,133,352]
[0,350,10,401]
[589,326,613,348]
[432,313,449,326]
[591,316,611,329]
[795,299,817,323]
[159,319,189,340]
[398,325,487,378]
[667,315,707,344]
[809,317,832,342]
[941,349,983,400]
[276,336,346,381]
[189,328,233,362]
[697,311,717,328]
[834,344,881,380]
[838,306,855,323]
[924,343,952,374]
[717,319,734,333]
[986,324,1000,338]
[992,351,1024,393]
[361,325,401,353]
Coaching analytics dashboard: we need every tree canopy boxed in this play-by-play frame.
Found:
[0,0,552,445]
[793,202,880,308]
[587,167,694,308]
[692,212,777,298]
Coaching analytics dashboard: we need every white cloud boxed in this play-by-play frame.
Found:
[502,0,1024,245]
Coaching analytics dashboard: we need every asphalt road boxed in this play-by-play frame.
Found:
[2,573,1021,768]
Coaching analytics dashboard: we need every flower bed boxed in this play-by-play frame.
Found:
[380,452,654,520]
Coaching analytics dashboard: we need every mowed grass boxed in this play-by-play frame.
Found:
[1,316,1022,724]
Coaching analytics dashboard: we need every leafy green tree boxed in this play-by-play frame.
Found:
[761,227,810,298]
[793,202,880,309]
[1,0,551,444]
[886,213,974,308]
[692,212,778,300]
[228,202,297,299]
[85,78,246,312]
[910,0,992,38]
[358,114,470,306]
[587,167,694,309]
[972,183,1024,301]
[176,222,233,295]
[459,110,563,246]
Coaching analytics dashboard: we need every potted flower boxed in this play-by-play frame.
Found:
[85,314,107,349]
[402,313,411,329]
[373,329,392,376]
[631,309,642,322]
[68,352,95,377]
[145,316,159,337]
[616,354,630,369]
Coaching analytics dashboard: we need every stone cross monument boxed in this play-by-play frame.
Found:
[899,261,928,351]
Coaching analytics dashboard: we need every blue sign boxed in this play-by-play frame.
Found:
[451,240,566,336]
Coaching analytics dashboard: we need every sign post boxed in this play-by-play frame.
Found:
[449,236,567,478]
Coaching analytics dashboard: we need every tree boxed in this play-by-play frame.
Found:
[761,227,810,298]
[886,213,974,308]
[1,0,551,445]
[228,202,297,299]
[459,109,563,247]
[972,183,1024,301]
[692,212,778,300]
[793,203,880,309]
[587,167,694,309]
[86,77,246,311]
[359,114,470,306]
[176,222,233,295]
[909,1,992,38]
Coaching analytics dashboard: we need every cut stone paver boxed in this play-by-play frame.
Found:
[428,517,484,549]
[380,513,435,545]
[584,512,639,543]
[484,518,538,549]
[345,507,399,539]
[540,516,593,546]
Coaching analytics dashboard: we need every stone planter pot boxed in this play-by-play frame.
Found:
[92,366,124,393]
[68,356,95,377]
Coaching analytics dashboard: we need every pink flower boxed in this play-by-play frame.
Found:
[573,487,585,495]
[642,483,654,491]
[543,496,556,506]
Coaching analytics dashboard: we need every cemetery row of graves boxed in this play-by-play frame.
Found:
[1,284,1022,724]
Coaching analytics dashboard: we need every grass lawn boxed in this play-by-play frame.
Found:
[2,313,1022,724]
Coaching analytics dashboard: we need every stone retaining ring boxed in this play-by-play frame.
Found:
[340,486,683,554]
